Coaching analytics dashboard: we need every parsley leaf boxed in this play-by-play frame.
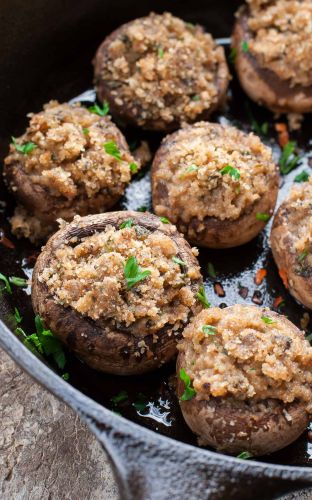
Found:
[137,206,147,212]
[14,307,22,324]
[25,316,66,369]
[9,276,28,287]
[172,256,186,266]
[220,165,240,181]
[0,272,12,294]
[82,127,89,135]
[191,94,200,101]
[229,47,237,64]
[12,136,37,155]
[207,262,217,278]
[256,212,271,222]
[88,101,109,116]
[202,325,217,336]
[261,316,274,325]
[237,451,253,460]
[119,218,134,229]
[241,40,249,53]
[158,47,164,58]
[62,372,70,381]
[180,165,199,178]
[196,285,210,308]
[104,140,122,160]
[133,393,148,412]
[160,216,170,224]
[179,369,196,401]
[129,162,138,173]
[252,120,269,136]
[124,256,151,289]
[306,333,312,343]
[279,141,301,174]
[294,170,309,183]
[111,390,128,404]
[298,250,308,262]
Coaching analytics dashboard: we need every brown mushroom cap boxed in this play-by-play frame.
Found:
[271,181,312,309]
[3,101,136,243]
[152,121,279,248]
[232,7,312,114]
[93,12,230,132]
[176,306,312,456]
[32,211,203,375]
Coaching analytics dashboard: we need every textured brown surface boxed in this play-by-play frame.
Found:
[0,348,118,500]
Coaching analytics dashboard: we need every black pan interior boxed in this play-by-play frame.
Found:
[0,0,312,467]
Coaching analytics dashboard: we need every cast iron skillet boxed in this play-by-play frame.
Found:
[1,0,312,498]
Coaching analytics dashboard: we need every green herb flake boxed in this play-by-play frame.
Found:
[172,256,186,266]
[179,368,196,401]
[14,307,22,324]
[129,162,138,173]
[306,333,312,343]
[220,165,240,181]
[196,285,210,309]
[0,272,12,294]
[119,218,134,229]
[62,372,70,381]
[25,316,66,369]
[137,206,147,212]
[237,451,253,460]
[279,141,301,175]
[160,216,170,224]
[207,262,217,278]
[88,101,109,116]
[294,170,309,183]
[202,325,217,336]
[256,212,271,222]
[298,250,308,262]
[261,316,274,325]
[158,47,164,58]
[133,393,148,412]
[111,390,128,405]
[191,94,201,101]
[82,127,89,135]
[241,40,249,53]
[124,256,151,289]
[12,136,37,155]
[229,47,237,64]
[252,120,269,136]
[9,276,28,287]
[104,140,122,160]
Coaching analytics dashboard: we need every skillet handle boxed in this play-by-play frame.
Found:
[81,412,312,500]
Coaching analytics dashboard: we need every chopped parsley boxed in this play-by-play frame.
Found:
[14,307,22,324]
[133,393,148,412]
[191,94,201,101]
[185,165,199,173]
[229,47,237,64]
[104,140,122,160]
[279,141,301,175]
[196,285,210,309]
[129,162,138,173]
[137,206,147,212]
[82,127,89,135]
[241,40,249,53]
[124,256,151,289]
[306,333,312,343]
[261,316,274,325]
[158,47,164,58]
[12,136,37,155]
[9,276,28,287]
[298,250,308,262]
[202,325,217,336]
[220,165,240,181]
[62,372,70,381]
[160,216,170,224]
[88,101,109,116]
[252,120,269,136]
[0,272,12,294]
[179,369,196,401]
[207,262,217,278]
[111,390,128,404]
[237,451,253,460]
[172,256,186,266]
[294,170,309,183]
[25,316,66,369]
[256,212,271,222]
[119,218,134,229]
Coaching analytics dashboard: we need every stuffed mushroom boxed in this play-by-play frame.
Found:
[152,121,279,248]
[177,304,312,456]
[271,178,312,309]
[232,0,312,114]
[93,12,230,132]
[31,211,203,375]
[3,101,138,243]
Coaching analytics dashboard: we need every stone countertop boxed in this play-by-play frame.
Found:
[0,347,118,499]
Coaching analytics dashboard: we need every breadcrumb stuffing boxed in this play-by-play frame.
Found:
[246,0,312,87]
[153,122,276,223]
[39,224,201,334]
[96,12,229,127]
[179,305,312,411]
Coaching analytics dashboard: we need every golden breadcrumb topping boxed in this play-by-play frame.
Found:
[179,304,312,411]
